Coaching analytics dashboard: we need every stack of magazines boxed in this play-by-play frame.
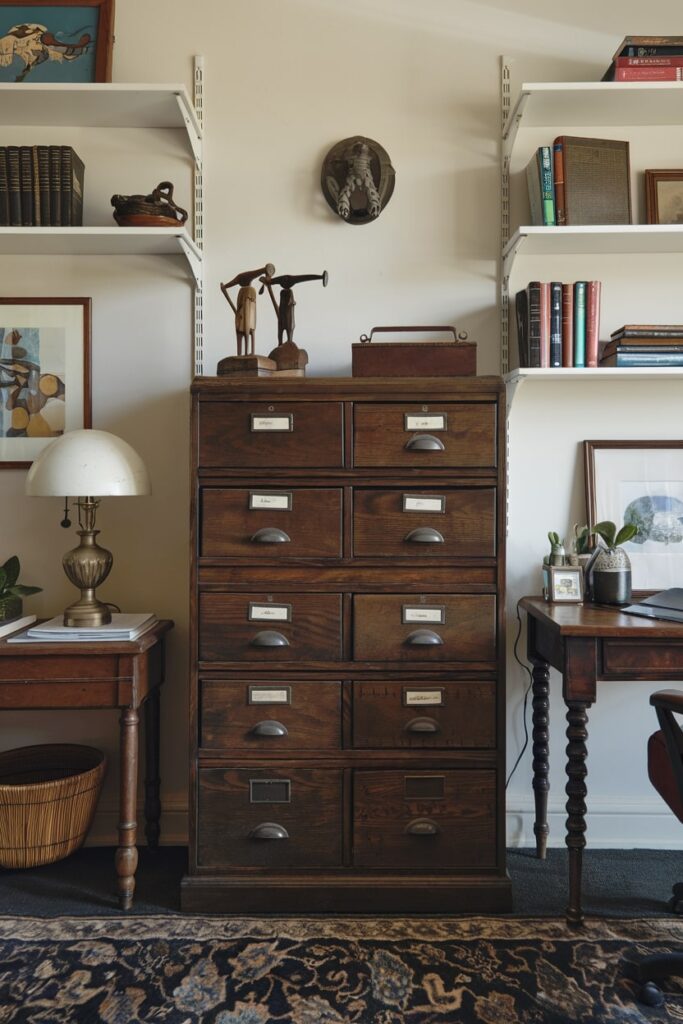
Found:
[7,613,156,643]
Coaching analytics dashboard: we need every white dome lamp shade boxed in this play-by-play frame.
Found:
[25,429,151,628]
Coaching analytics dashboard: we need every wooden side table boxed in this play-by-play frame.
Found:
[0,619,173,910]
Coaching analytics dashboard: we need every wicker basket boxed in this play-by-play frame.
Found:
[0,744,106,869]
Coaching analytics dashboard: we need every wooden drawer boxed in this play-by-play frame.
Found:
[353,594,496,662]
[198,768,342,868]
[199,592,343,662]
[353,403,496,469]
[199,401,344,469]
[353,769,496,869]
[353,487,496,558]
[352,680,496,749]
[201,487,343,559]
[200,679,342,750]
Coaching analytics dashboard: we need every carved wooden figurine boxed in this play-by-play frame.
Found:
[220,263,275,357]
[259,270,328,376]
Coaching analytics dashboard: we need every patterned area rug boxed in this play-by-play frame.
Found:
[1,915,683,1023]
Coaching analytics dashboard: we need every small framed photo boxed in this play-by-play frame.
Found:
[0,0,114,83]
[645,170,683,225]
[543,565,584,604]
[0,297,91,468]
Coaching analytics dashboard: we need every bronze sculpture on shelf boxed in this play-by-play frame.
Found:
[111,181,188,227]
[217,263,276,376]
[259,270,328,376]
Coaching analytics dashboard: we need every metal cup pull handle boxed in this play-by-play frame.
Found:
[405,716,440,734]
[251,719,288,737]
[405,818,440,836]
[404,527,445,544]
[251,630,290,647]
[404,434,445,452]
[406,629,443,646]
[250,528,291,544]
[249,822,289,840]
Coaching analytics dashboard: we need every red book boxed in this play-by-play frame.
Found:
[561,283,574,367]
[616,67,683,80]
[615,55,683,67]
[553,138,566,226]
[586,281,602,367]
[539,282,550,367]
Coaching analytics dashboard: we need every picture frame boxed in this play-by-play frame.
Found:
[543,564,584,603]
[0,1,114,83]
[584,440,683,592]
[0,297,91,468]
[645,170,683,225]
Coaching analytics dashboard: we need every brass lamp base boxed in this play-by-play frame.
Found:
[62,527,113,627]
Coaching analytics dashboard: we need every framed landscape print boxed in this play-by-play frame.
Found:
[0,298,91,468]
[0,1,114,83]
[584,439,683,592]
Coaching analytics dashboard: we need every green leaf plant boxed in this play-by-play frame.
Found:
[0,556,42,600]
[591,520,639,550]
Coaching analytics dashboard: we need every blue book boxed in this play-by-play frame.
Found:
[573,282,587,367]
[538,147,556,226]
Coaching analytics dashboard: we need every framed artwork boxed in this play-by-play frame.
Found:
[645,170,683,225]
[543,564,584,603]
[0,297,91,468]
[584,440,683,592]
[0,1,114,83]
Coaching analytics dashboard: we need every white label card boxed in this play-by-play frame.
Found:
[402,606,445,624]
[403,495,445,513]
[249,687,291,705]
[249,493,292,511]
[405,414,446,431]
[251,415,292,432]
[249,604,291,622]
[404,689,444,707]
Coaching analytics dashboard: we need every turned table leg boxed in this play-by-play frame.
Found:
[565,700,590,927]
[144,688,161,849]
[115,706,139,911]
[531,657,551,859]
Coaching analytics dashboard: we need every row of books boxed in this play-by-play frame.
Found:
[526,138,631,227]
[600,325,683,367]
[603,36,683,81]
[515,281,602,368]
[0,145,85,228]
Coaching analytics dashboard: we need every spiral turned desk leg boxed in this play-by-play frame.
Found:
[116,707,139,911]
[565,701,589,927]
[531,658,550,859]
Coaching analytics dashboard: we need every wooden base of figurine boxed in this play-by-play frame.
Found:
[216,354,277,377]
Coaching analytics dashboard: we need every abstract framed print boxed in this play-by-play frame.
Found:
[0,1,114,83]
[0,298,91,468]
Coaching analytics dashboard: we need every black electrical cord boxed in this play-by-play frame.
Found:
[505,600,534,789]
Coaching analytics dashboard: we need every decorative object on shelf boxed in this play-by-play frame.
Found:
[25,428,150,627]
[588,520,638,606]
[0,0,114,83]
[111,181,187,228]
[584,440,683,592]
[259,269,328,376]
[0,555,41,622]
[352,325,475,377]
[321,136,395,224]
[545,530,566,565]
[0,297,91,468]
[645,170,683,225]
[542,564,584,603]
[217,263,277,377]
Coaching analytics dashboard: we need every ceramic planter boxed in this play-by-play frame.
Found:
[591,546,632,605]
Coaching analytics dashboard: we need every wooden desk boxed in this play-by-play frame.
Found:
[0,619,173,910]
[521,597,683,926]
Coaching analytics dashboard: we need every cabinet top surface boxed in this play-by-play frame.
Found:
[521,596,683,638]
[192,376,504,398]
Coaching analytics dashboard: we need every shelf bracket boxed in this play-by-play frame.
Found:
[175,91,202,165]
[178,235,202,287]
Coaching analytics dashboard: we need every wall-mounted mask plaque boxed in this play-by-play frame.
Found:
[321,136,395,224]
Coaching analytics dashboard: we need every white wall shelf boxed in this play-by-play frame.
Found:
[505,366,683,409]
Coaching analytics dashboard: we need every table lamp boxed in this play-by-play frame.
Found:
[25,429,151,627]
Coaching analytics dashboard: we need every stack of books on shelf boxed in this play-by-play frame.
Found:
[599,325,683,367]
[526,138,631,226]
[603,36,683,81]
[515,280,601,368]
[0,145,85,227]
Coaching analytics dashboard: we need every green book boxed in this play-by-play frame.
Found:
[573,281,587,367]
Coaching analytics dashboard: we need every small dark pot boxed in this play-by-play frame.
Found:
[591,547,632,605]
[0,595,22,621]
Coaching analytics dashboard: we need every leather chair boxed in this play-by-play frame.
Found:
[630,690,683,1007]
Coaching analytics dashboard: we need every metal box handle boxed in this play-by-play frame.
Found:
[251,719,289,737]
[404,434,445,452]
[406,629,443,646]
[405,716,440,734]
[405,817,440,836]
[250,528,291,544]
[251,630,290,647]
[249,822,289,840]
[404,527,444,544]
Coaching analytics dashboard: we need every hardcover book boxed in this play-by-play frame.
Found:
[539,281,551,367]
[514,288,529,368]
[0,148,8,227]
[573,281,587,367]
[549,281,562,367]
[585,281,602,367]
[527,281,542,368]
[60,146,85,227]
[7,146,20,227]
[602,36,683,79]
[561,282,573,367]
[553,138,566,226]
[526,147,555,226]
[36,146,50,226]
[19,146,32,226]
[556,136,631,225]
[48,145,62,226]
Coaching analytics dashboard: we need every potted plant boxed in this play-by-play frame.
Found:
[589,520,638,605]
[0,556,42,622]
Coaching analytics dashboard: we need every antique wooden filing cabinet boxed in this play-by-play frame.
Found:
[182,376,511,912]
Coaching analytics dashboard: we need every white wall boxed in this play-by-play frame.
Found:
[2,0,682,849]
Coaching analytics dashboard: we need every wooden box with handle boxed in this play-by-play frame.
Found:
[352,325,476,377]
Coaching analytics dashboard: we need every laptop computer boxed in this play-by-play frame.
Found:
[622,588,683,623]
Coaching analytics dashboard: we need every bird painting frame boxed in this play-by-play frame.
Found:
[0,0,114,83]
